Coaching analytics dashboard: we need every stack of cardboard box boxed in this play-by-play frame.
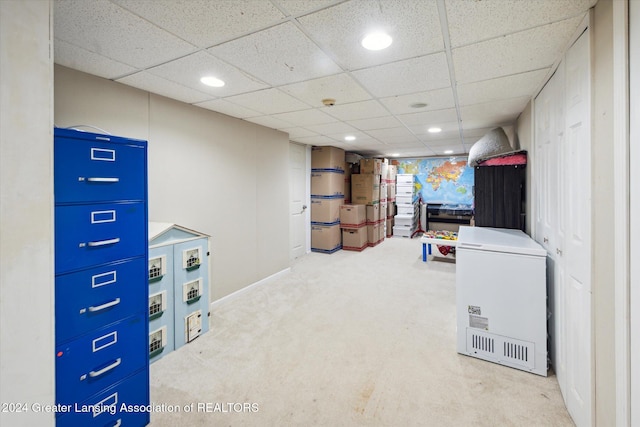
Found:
[310,146,345,253]
[393,173,419,237]
[385,164,397,237]
[340,204,367,251]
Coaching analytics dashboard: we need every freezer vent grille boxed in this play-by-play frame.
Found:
[504,342,528,363]
[469,332,495,356]
[502,339,534,368]
[466,329,536,371]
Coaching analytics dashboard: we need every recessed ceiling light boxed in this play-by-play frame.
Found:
[200,76,225,87]
[361,32,392,51]
[444,150,453,154]
[344,135,356,141]
[410,102,428,109]
[428,127,442,133]
[390,153,400,157]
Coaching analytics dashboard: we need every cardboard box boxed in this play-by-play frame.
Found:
[311,224,341,253]
[310,197,344,224]
[396,203,417,215]
[351,174,380,205]
[387,165,398,181]
[312,146,345,171]
[366,204,380,224]
[344,179,351,202]
[387,202,396,217]
[386,218,394,236]
[387,182,396,198]
[311,171,345,197]
[359,158,383,175]
[396,194,417,205]
[340,204,366,228]
[367,222,383,246]
[342,228,368,251]
[379,181,388,202]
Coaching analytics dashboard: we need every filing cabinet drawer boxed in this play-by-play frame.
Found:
[55,202,146,273]
[56,258,147,344]
[54,134,146,204]
[56,369,150,426]
[55,315,147,405]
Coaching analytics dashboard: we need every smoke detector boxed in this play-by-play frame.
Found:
[322,98,336,107]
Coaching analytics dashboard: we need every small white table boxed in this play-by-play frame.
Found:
[420,235,458,262]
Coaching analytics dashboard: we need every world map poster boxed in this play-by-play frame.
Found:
[392,158,474,206]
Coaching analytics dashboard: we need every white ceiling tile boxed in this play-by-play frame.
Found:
[116,72,212,104]
[280,127,319,139]
[352,53,451,97]
[347,115,403,131]
[224,88,311,115]
[457,69,549,106]
[279,73,372,107]
[274,0,343,16]
[446,0,595,48]
[305,121,358,136]
[366,127,417,141]
[194,99,262,119]
[244,115,295,130]
[380,88,455,115]
[112,0,285,48]
[396,108,459,127]
[54,0,196,69]
[453,16,584,84]
[54,39,137,79]
[460,96,531,129]
[271,109,336,127]
[292,135,337,145]
[146,51,268,98]
[323,100,389,122]
[411,122,461,139]
[297,0,443,70]
[208,22,342,86]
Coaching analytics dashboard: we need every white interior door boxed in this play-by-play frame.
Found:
[289,142,308,260]
[562,28,592,427]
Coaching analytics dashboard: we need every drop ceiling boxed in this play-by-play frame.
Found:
[54,0,596,158]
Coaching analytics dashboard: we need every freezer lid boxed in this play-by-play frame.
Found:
[457,226,546,257]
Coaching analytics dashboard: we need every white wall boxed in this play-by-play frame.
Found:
[0,1,55,426]
[592,0,616,422]
[54,66,290,300]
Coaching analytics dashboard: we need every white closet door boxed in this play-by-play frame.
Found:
[563,28,592,427]
[534,65,566,394]
[289,142,308,260]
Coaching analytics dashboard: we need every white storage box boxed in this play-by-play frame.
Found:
[393,225,416,238]
[394,214,416,228]
[396,202,418,216]
[395,186,416,197]
[396,194,418,205]
[396,174,415,185]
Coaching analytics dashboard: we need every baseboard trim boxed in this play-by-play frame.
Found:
[210,268,291,310]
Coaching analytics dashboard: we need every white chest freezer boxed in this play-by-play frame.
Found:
[456,226,547,376]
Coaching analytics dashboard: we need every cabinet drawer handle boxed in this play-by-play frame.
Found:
[88,238,120,247]
[89,358,121,378]
[87,177,119,183]
[88,298,120,312]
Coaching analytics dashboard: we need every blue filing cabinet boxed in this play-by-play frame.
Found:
[54,127,150,426]
[148,223,210,363]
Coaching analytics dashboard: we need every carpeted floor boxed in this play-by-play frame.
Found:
[149,236,574,426]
